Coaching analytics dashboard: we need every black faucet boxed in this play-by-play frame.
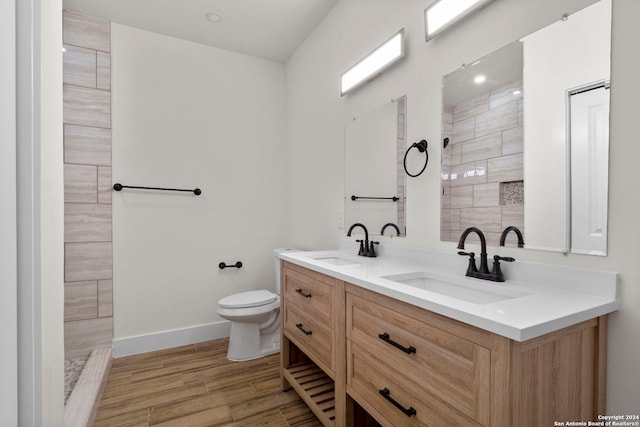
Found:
[380,223,401,236]
[457,227,514,282]
[347,223,378,257]
[500,226,525,248]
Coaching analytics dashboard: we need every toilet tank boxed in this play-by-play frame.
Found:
[273,248,300,295]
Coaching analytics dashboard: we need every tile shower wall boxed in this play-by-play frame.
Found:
[441,80,524,247]
[396,96,406,234]
[63,11,113,358]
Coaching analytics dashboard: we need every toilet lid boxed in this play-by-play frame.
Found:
[218,290,278,309]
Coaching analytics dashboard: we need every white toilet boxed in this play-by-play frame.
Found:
[216,248,298,361]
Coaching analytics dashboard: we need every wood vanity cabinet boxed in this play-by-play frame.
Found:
[345,284,608,427]
[281,261,608,427]
[280,261,347,426]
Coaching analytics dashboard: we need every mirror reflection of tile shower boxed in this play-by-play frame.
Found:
[441,41,524,248]
[440,0,611,254]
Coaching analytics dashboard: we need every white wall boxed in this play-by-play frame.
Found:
[285,0,640,413]
[111,24,287,343]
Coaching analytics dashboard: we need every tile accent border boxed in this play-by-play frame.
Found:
[63,10,113,358]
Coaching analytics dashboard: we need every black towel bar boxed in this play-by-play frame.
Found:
[219,261,243,269]
[113,183,202,195]
[351,195,399,202]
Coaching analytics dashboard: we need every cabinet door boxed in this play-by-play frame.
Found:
[347,292,490,425]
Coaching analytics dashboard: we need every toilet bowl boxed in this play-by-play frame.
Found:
[216,248,298,361]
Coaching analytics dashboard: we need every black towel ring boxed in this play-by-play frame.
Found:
[403,139,429,177]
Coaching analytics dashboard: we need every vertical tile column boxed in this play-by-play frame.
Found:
[62,11,113,358]
[396,96,406,235]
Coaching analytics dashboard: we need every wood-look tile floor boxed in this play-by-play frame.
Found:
[94,338,322,427]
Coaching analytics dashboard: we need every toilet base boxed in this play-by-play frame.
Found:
[227,321,281,361]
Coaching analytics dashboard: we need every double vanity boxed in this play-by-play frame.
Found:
[278,241,618,426]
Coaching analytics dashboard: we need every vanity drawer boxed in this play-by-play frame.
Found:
[346,291,490,425]
[283,265,334,329]
[348,341,482,427]
[284,303,333,374]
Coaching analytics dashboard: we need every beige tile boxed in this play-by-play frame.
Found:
[63,44,96,88]
[65,242,112,282]
[460,207,502,233]
[64,124,111,166]
[97,52,111,90]
[396,113,405,139]
[452,116,475,143]
[488,153,523,183]
[502,126,523,156]
[65,164,97,203]
[473,182,500,207]
[441,208,461,234]
[489,80,523,109]
[441,174,451,208]
[65,281,98,321]
[442,107,453,125]
[461,133,502,164]
[485,232,502,248]
[64,203,112,243]
[518,99,524,126]
[450,141,462,165]
[502,206,524,230]
[442,121,453,140]
[441,143,452,166]
[442,141,461,166]
[474,102,518,138]
[98,280,113,318]
[453,93,489,123]
[64,85,111,128]
[65,317,113,359]
[63,11,111,53]
[450,185,473,208]
[98,167,112,204]
[450,160,487,188]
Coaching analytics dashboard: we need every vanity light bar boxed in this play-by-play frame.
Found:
[340,29,405,96]
[424,0,494,41]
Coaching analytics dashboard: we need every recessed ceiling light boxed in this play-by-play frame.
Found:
[205,12,223,23]
[513,90,521,95]
[474,74,486,84]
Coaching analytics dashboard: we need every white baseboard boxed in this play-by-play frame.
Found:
[112,321,231,358]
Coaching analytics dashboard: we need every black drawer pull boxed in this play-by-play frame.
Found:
[379,388,417,417]
[378,332,416,354]
[295,323,312,335]
[295,288,312,298]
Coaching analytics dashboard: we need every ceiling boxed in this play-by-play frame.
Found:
[62,0,338,63]
[443,40,523,106]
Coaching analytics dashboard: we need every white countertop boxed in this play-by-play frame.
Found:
[280,241,619,342]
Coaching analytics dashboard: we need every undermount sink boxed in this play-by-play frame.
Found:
[312,256,361,266]
[381,272,528,305]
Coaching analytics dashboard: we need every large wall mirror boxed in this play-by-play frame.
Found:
[345,96,407,237]
[440,0,611,255]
